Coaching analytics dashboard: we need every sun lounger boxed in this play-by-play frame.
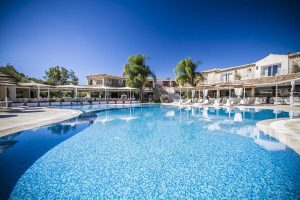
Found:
[174,99,184,105]
[193,99,204,106]
[239,98,247,105]
[233,98,241,105]
[247,97,256,105]
[274,97,284,105]
[293,97,300,106]
[254,97,263,105]
[213,98,223,106]
[224,98,234,107]
[203,98,215,105]
[262,97,268,104]
[182,99,192,105]
[283,97,290,105]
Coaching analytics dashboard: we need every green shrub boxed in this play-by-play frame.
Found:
[292,64,300,73]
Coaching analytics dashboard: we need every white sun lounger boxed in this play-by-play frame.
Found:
[213,98,223,106]
[254,97,263,105]
[203,98,215,105]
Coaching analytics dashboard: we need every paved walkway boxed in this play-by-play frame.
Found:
[0,107,82,137]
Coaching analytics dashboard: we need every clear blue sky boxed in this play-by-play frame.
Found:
[0,0,299,84]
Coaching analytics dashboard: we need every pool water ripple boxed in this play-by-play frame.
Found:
[9,106,300,199]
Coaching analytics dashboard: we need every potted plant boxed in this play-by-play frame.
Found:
[234,72,241,80]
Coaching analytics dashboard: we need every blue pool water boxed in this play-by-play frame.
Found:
[1,105,300,199]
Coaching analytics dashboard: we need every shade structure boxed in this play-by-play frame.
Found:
[82,85,139,100]
[18,81,52,88]
[216,83,243,88]
[18,81,53,100]
[175,85,196,100]
[85,85,138,92]
[234,88,243,97]
[194,84,213,90]
[55,84,84,98]
[0,82,16,107]
[175,85,195,91]
[191,90,195,100]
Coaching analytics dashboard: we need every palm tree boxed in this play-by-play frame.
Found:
[174,57,204,86]
[123,54,156,101]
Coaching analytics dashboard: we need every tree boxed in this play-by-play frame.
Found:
[44,66,79,85]
[122,54,156,101]
[174,58,204,86]
[0,64,44,83]
[69,70,79,85]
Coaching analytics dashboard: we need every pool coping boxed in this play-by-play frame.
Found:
[0,108,82,137]
[256,118,300,155]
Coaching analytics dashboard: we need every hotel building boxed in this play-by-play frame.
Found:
[0,52,299,106]
[85,52,300,100]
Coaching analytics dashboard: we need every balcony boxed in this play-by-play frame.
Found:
[261,68,288,78]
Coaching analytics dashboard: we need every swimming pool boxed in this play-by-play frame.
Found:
[1,104,300,199]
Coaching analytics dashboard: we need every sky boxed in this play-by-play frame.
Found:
[0,0,299,84]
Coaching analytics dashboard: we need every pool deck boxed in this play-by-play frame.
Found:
[252,105,300,155]
[164,103,300,154]
[0,107,82,137]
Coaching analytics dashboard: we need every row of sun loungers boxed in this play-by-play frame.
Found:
[7,98,141,107]
[174,96,300,107]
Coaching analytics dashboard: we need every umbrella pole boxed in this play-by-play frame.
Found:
[5,86,7,108]
[38,85,40,100]
[48,88,50,99]
[180,90,182,102]
[243,87,245,99]
[275,83,278,104]
[291,80,295,107]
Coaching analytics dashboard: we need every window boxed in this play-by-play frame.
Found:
[96,80,103,85]
[263,64,281,76]
[221,73,233,82]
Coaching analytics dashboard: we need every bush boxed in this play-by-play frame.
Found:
[292,64,300,73]
[160,94,170,103]
[121,94,127,100]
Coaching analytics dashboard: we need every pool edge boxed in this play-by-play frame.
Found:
[0,108,83,137]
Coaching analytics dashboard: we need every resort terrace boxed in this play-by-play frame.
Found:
[0,81,140,108]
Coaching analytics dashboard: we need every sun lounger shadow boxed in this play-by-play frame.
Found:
[0,115,18,118]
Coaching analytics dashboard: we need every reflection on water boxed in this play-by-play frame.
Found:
[0,132,21,154]
[234,112,242,122]
[174,106,289,152]
[48,112,97,135]
[166,111,175,117]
